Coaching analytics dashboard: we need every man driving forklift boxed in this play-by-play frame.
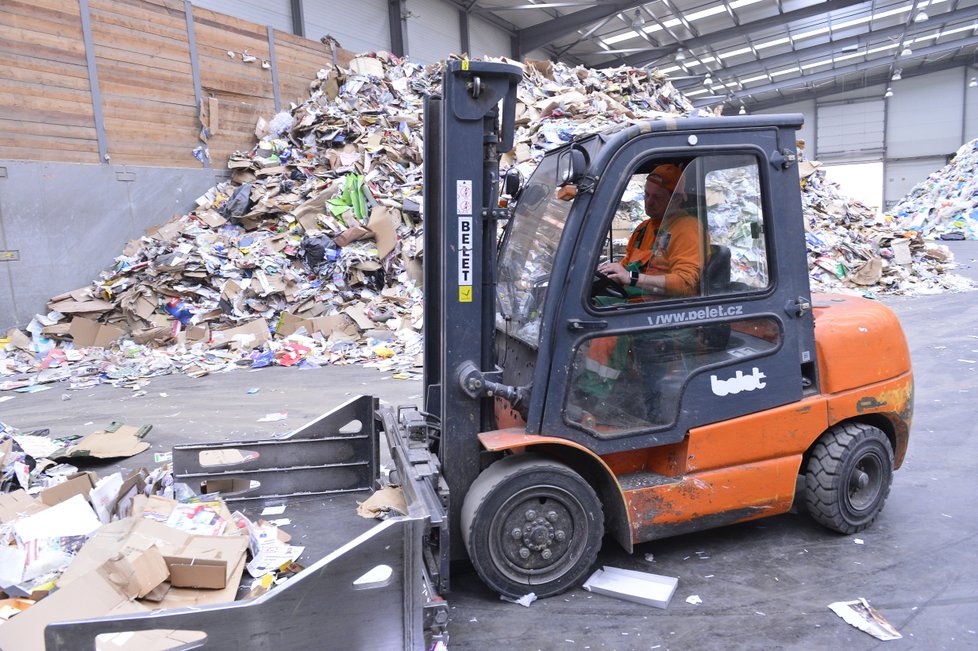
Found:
[596,163,705,300]
[576,162,708,428]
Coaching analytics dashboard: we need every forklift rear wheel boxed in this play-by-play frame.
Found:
[804,422,894,534]
[461,454,604,598]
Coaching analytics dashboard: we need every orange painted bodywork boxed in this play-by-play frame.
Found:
[811,293,911,394]
[481,293,913,545]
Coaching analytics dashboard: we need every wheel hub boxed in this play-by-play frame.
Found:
[848,456,882,510]
[497,500,573,571]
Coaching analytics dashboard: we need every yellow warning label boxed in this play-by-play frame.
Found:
[459,286,473,302]
[462,59,470,71]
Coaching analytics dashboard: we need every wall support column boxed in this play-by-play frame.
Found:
[78,0,108,164]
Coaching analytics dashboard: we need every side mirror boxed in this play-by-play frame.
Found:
[502,167,524,199]
[557,145,589,185]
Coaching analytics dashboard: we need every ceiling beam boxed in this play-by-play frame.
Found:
[439,0,519,37]
[742,54,976,112]
[516,1,650,54]
[673,6,978,90]
[694,34,978,106]
[589,0,872,69]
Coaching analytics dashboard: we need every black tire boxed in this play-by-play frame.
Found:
[460,454,604,598]
[804,423,894,534]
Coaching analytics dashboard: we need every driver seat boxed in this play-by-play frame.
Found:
[704,244,731,295]
[698,244,733,351]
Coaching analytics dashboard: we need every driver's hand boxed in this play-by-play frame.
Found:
[598,261,628,285]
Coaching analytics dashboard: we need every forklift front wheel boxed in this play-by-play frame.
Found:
[461,454,604,598]
[804,422,894,534]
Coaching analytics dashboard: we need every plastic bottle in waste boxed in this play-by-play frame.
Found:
[165,299,194,325]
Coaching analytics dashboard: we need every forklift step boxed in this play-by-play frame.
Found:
[617,470,677,491]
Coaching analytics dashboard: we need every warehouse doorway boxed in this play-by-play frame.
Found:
[822,161,884,216]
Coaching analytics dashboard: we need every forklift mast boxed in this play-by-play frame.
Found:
[422,61,523,557]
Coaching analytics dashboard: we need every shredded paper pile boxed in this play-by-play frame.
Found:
[888,137,978,239]
[0,53,972,394]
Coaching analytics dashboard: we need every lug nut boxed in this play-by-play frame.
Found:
[541,549,552,560]
[525,510,536,521]
[547,511,558,522]
[511,528,522,540]
[519,547,530,559]
[555,530,566,542]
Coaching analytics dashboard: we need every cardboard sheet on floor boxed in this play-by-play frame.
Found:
[57,423,150,460]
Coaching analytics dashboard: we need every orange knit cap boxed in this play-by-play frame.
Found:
[646,164,684,193]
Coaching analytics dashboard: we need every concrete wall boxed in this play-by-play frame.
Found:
[406,0,463,64]
[759,68,978,208]
[0,162,225,330]
[190,0,515,61]
[756,98,815,158]
[190,0,294,31]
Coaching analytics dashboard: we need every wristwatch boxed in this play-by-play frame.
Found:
[629,270,639,287]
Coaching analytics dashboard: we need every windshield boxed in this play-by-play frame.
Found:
[496,152,572,346]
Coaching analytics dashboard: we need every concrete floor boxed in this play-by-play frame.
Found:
[3,243,978,650]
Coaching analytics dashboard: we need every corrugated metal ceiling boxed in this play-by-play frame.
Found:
[447,0,978,112]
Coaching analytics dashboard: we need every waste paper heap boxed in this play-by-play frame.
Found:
[888,137,978,239]
[1,54,972,394]
[800,161,971,296]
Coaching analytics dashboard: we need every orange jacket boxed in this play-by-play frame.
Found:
[622,211,704,297]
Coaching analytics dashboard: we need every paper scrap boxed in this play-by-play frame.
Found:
[828,598,902,640]
[500,592,537,607]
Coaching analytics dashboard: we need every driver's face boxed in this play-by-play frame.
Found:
[644,178,672,218]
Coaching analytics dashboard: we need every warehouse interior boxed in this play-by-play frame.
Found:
[2,1,978,649]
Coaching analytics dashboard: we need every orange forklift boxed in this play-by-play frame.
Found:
[46,61,912,649]
[436,62,912,599]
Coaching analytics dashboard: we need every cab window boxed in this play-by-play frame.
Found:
[591,154,770,308]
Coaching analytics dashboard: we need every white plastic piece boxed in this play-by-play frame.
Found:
[583,566,678,609]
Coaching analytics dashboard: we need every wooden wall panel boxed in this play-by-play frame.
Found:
[89,0,199,167]
[273,31,337,108]
[192,7,276,164]
[1,0,359,168]
[0,0,98,162]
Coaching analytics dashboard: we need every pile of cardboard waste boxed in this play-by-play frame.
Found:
[888,137,978,239]
[0,55,706,393]
[0,419,309,650]
[0,53,972,395]
[799,159,972,296]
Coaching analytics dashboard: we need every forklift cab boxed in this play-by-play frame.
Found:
[496,118,818,453]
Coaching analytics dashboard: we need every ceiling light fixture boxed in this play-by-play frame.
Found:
[892,69,902,81]
[631,10,645,29]
[738,105,746,115]
[970,77,978,88]
[675,49,686,62]
[901,47,913,57]
[884,87,894,98]
[914,10,929,23]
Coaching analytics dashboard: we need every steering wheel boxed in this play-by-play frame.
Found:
[591,272,628,300]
